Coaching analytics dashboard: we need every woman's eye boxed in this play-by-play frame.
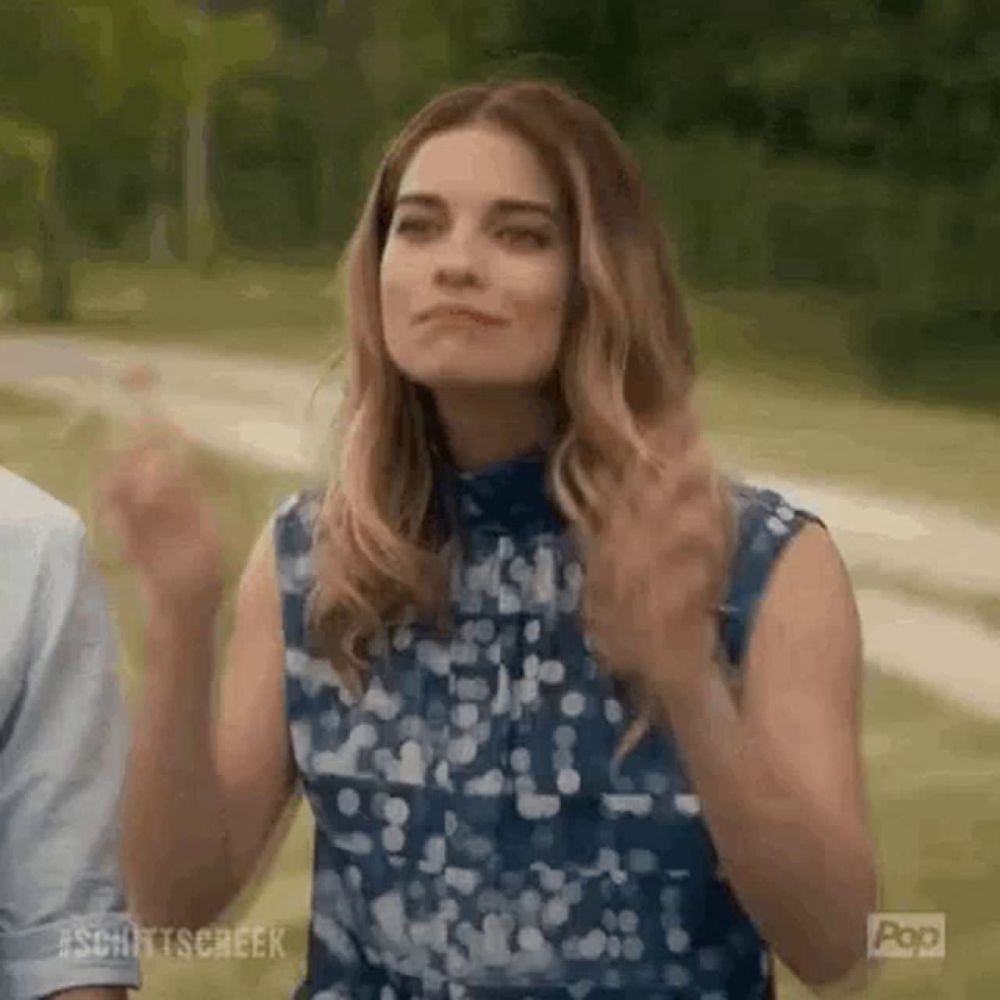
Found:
[499,227,549,249]
[396,217,436,237]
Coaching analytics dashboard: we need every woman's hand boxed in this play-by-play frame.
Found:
[583,398,733,700]
[96,366,225,625]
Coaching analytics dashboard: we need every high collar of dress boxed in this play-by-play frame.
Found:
[437,448,564,538]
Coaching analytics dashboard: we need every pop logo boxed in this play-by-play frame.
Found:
[867,912,946,959]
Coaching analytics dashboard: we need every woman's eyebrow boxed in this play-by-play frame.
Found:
[394,192,561,224]
[488,198,560,223]
[394,192,442,212]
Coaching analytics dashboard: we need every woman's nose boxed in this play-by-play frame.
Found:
[434,263,481,288]
[432,229,486,287]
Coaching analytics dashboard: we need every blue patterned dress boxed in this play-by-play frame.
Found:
[274,451,822,999]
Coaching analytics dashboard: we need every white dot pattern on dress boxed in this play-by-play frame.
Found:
[337,788,360,816]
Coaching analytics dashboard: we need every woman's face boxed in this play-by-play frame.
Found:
[380,125,573,392]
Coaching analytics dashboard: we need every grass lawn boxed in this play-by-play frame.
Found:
[776,668,1000,1000]
[13,258,340,363]
[698,366,1000,524]
[687,288,1000,522]
[3,386,999,997]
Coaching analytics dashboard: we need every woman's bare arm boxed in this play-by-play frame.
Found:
[653,524,878,991]
[122,524,296,930]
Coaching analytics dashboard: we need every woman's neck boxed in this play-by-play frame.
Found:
[431,384,556,472]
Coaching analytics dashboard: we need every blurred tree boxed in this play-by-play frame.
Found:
[492,0,642,124]
[307,0,378,247]
[729,0,1000,181]
[248,0,512,249]
[493,0,999,184]
[207,0,379,251]
[0,0,188,319]
[181,1,275,270]
[271,0,327,38]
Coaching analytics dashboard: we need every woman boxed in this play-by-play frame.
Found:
[103,80,878,998]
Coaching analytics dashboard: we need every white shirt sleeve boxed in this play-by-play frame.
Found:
[0,512,141,999]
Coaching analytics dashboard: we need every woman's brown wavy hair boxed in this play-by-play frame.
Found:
[309,79,703,749]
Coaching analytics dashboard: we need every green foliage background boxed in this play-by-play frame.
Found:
[2,0,998,407]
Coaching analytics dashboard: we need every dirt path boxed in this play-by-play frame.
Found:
[3,333,997,718]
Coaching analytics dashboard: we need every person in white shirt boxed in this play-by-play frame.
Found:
[0,468,140,1000]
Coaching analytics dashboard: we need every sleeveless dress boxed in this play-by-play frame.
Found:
[274,452,823,999]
